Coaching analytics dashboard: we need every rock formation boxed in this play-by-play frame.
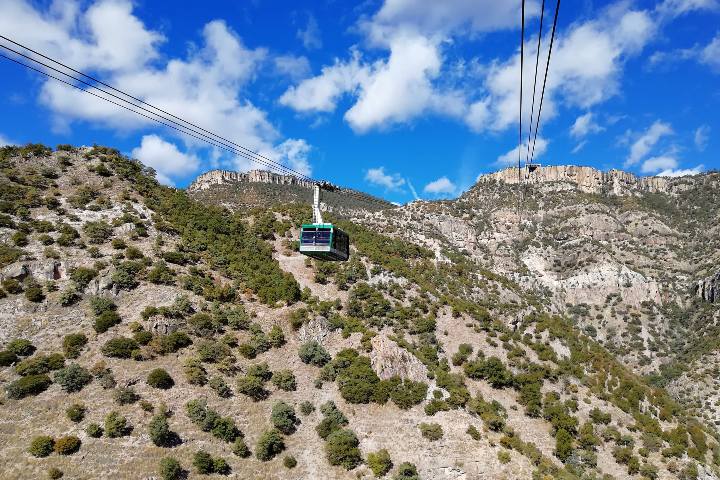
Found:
[696,271,720,303]
[187,169,317,191]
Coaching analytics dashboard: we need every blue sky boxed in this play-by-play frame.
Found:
[0,0,718,203]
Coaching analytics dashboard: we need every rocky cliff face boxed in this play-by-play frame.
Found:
[187,169,316,191]
[476,165,677,196]
[696,272,720,303]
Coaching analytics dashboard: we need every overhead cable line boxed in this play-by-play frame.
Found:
[0,34,311,182]
[0,36,391,209]
[529,0,561,166]
[518,0,526,184]
[525,0,546,165]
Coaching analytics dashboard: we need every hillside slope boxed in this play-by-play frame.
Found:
[0,145,718,480]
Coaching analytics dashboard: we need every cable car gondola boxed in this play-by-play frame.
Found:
[299,184,349,261]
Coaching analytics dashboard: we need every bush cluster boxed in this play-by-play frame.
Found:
[147,368,174,389]
[185,399,241,442]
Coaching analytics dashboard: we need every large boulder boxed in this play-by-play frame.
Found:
[370,335,427,383]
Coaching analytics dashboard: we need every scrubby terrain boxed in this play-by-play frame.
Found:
[0,144,718,480]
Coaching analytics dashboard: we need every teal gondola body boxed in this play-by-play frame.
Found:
[299,223,349,261]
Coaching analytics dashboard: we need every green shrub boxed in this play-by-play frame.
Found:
[255,428,285,461]
[184,358,207,385]
[54,363,92,392]
[268,325,286,347]
[187,313,216,338]
[59,287,80,306]
[211,417,241,442]
[54,435,81,455]
[325,429,362,470]
[66,403,86,422]
[89,296,116,316]
[133,330,153,345]
[298,340,330,366]
[159,457,184,480]
[497,450,511,464]
[299,401,315,416]
[3,279,23,295]
[193,450,214,474]
[24,283,45,302]
[104,411,130,437]
[283,455,297,469]
[555,428,574,462]
[86,423,103,438]
[208,375,232,398]
[15,354,64,376]
[271,369,297,391]
[367,449,393,477]
[147,368,174,389]
[394,462,420,480]
[232,438,251,457]
[467,425,482,440]
[113,387,139,405]
[390,379,428,410]
[0,349,18,366]
[271,401,299,435]
[196,340,230,363]
[47,467,63,479]
[236,374,268,401]
[101,337,138,358]
[148,261,175,285]
[83,221,113,244]
[62,333,88,359]
[151,331,192,355]
[6,374,52,399]
[29,435,55,457]
[69,267,98,289]
[94,310,121,333]
[316,401,348,439]
[212,457,230,475]
[419,422,443,441]
[149,414,178,447]
[464,356,514,388]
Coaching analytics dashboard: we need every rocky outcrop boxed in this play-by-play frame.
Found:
[370,335,427,382]
[187,169,317,191]
[476,165,677,196]
[0,261,64,282]
[696,272,720,303]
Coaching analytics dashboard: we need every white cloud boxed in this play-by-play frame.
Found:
[700,34,720,71]
[496,138,548,166]
[279,52,370,113]
[695,125,710,151]
[570,112,604,138]
[640,155,677,174]
[571,141,587,154]
[273,55,311,80]
[0,1,313,176]
[131,134,200,185]
[657,165,704,177]
[656,0,719,18]
[273,139,312,177]
[365,167,405,190]
[625,121,673,167]
[297,13,322,50]
[0,134,16,146]
[423,176,456,195]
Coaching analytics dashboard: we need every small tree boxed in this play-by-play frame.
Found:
[298,341,330,366]
[193,451,214,474]
[325,429,362,470]
[149,414,178,447]
[255,428,285,461]
[66,403,86,422]
[147,368,174,389]
[54,363,92,392]
[6,374,52,399]
[105,411,129,438]
[367,449,393,477]
[394,462,420,480]
[159,457,184,480]
[283,455,297,469]
[419,423,443,441]
[62,333,88,359]
[54,435,81,455]
[268,325,285,348]
[271,401,299,435]
[236,374,268,401]
[232,438,251,457]
[271,370,297,391]
[86,423,103,438]
[555,428,573,462]
[29,436,55,457]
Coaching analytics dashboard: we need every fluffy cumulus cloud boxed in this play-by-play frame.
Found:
[657,165,705,176]
[297,13,322,50]
[423,176,456,195]
[364,166,406,190]
[496,137,548,166]
[656,0,719,18]
[131,134,200,185]
[0,0,312,176]
[700,34,720,71]
[281,0,657,136]
[570,112,604,138]
[625,121,673,167]
[640,155,677,174]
